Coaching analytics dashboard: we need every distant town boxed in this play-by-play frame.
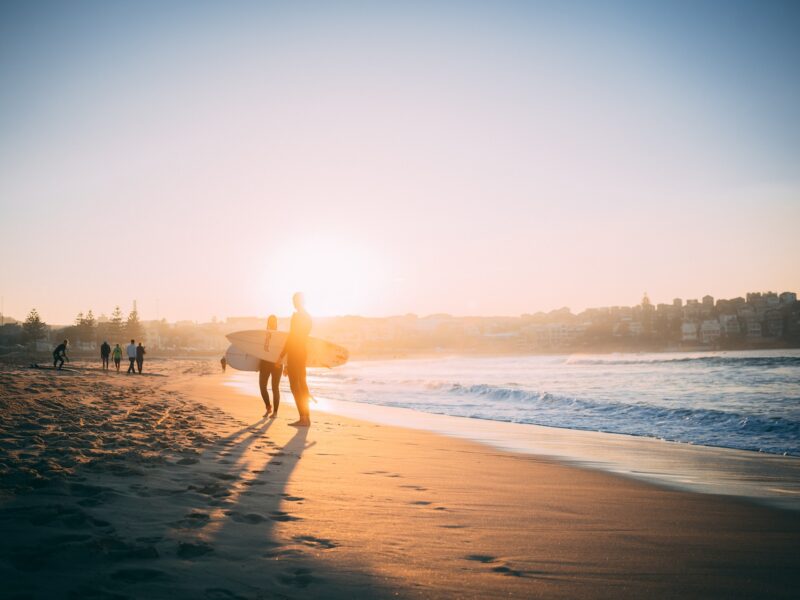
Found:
[2,290,799,358]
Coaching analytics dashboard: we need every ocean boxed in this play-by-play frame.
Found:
[296,349,800,457]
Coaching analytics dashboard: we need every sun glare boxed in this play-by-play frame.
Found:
[260,238,381,317]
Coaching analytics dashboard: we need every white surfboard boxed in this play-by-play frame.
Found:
[225,330,349,368]
[224,345,262,372]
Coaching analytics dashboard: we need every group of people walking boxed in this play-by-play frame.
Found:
[99,340,146,373]
[52,339,145,373]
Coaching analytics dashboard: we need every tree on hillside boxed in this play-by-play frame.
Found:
[83,309,97,343]
[22,308,47,344]
[108,305,124,339]
[126,308,143,342]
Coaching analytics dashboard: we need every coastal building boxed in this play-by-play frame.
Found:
[718,314,741,336]
[745,320,762,338]
[681,322,698,342]
[780,292,797,305]
[764,311,783,338]
[700,319,721,344]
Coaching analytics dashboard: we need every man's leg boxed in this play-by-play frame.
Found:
[128,358,134,373]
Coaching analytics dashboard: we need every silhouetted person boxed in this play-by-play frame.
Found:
[279,293,312,427]
[259,315,282,418]
[100,340,111,371]
[136,342,145,374]
[53,340,69,370]
[126,339,136,374]
[112,344,122,372]
[220,356,227,372]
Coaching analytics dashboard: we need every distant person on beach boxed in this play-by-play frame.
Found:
[100,340,111,371]
[220,356,227,372]
[112,344,122,372]
[126,340,136,374]
[53,340,69,370]
[136,342,145,374]
[278,293,312,427]
[259,315,282,418]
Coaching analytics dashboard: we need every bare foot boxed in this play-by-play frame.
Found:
[289,420,309,428]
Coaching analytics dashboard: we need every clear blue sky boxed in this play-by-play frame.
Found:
[1,1,798,323]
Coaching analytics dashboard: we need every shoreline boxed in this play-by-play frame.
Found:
[225,376,800,511]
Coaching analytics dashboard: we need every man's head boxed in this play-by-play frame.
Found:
[130,339,135,344]
[292,292,305,310]
[63,339,68,345]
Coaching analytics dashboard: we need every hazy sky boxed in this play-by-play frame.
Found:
[1,1,799,324]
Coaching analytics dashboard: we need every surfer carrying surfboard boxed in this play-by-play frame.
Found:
[259,315,282,418]
[278,292,313,428]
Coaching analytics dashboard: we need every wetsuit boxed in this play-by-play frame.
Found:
[100,342,111,370]
[283,310,312,422]
[53,343,67,370]
[259,360,282,415]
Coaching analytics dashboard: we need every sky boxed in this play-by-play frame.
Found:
[1,0,799,324]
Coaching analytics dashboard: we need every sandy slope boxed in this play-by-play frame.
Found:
[1,359,799,599]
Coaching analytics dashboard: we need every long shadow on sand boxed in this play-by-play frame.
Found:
[0,377,397,599]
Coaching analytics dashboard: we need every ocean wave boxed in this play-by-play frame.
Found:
[565,355,800,368]
[436,382,800,454]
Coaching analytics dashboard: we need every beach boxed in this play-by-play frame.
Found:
[2,359,799,599]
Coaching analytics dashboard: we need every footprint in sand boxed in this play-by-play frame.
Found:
[177,541,214,558]
[464,554,529,577]
[270,511,302,522]
[293,535,337,549]
[226,511,268,524]
[465,554,498,563]
[173,511,211,529]
[277,567,315,588]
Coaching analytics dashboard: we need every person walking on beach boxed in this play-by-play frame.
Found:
[126,339,137,374]
[259,315,282,418]
[220,356,227,372]
[112,343,122,372]
[278,293,312,427]
[136,342,145,374]
[53,340,69,370]
[100,340,111,371]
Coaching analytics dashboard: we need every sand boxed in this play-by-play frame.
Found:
[1,359,798,599]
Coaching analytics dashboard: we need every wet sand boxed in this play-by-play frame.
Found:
[1,359,799,599]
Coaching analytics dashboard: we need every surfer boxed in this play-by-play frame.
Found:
[259,315,282,418]
[278,292,312,427]
[53,340,69,370]
[112,343,122,372]
[136,342,145,374]
[100,340,111,371]
[126,339,137,374]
